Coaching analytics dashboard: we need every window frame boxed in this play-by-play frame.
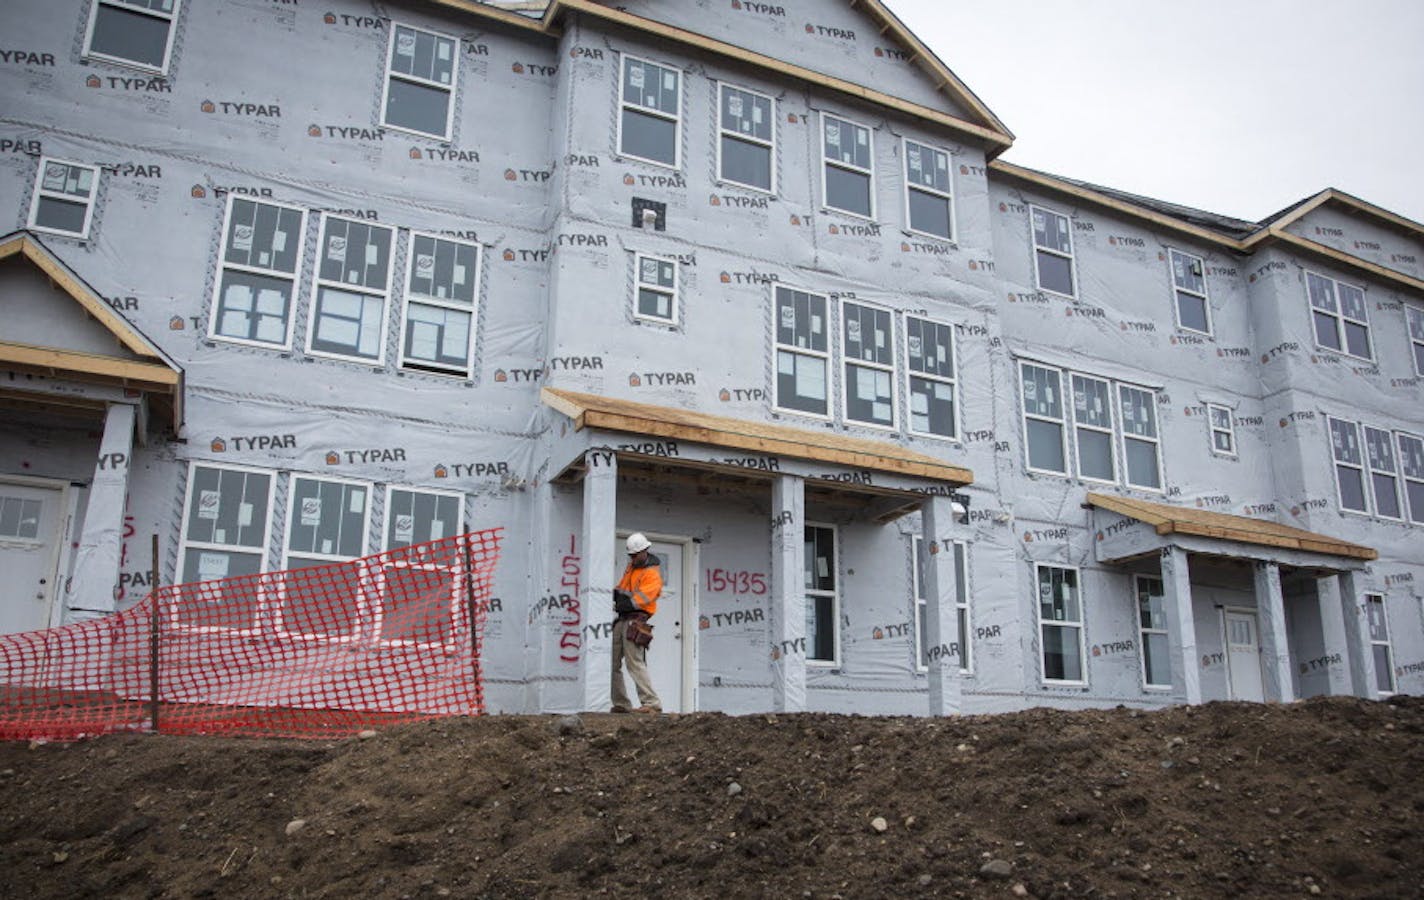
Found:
[1020,361,1068,477]
[632,251,679,326]
[379,22,460,142]
[715,82,775,194]
[1328,416,1370,516]
[1117,382,1164,492]
[1168,248,1212,336]
[903,314,959,441]
[617,53,682,170]
[1306,270,1373,362]
[398,230,481,377]
[1396,431,1424,525]
[1030,204,1076,299]
[82,0,181,75]
[1365,593,1396,697]
[771,284,833,422]
[208,195,308,351]
[26,157,100,240]
[304,212,396,366]
[1206,402,1236,457]
[1363,425,1404,522]
[1069,373,1117,485]
[913,535,970,675]
[902,138,954,242]
[1136,575,1172,691]
[173,461,276,636]
[1035,563,1087,687]
[819,112,876,221]
[1406,304,1424,377]
[805,522,840,667]
[277,474,374,643]
[839,299,897,432]
[383,484,465,551]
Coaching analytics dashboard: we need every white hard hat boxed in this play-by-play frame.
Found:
[626,533,651,553]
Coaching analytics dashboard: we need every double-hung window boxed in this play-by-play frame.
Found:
[913,536,969,673]
[1021,363,1066,475]
[385,486,463,550]
[400,232,479,376]
[307,215,394,363]
[633,253,678,324]
[1169,249,1210,335]
[1329,417,1368,514]
[1207,403,1236,456]
[1037,564,1084,684]
[1031,205,1074,297]
[175,463,274,632]
[619,55,680,168]
[28,158,99,239]
[382,24,458,141]
[904,140,952,240]
[1397,432,1424,524]
[1118,384,1162,491]
[1407,305,1424,376]
[211,197,305,348]
[805,524,838,665]
[718,84,774,192]
[280,476,371,641]
[1137,576,1171,689]
[841,301,895,428]
[821,114,873,218]
[905,316,957,439]
[1071,374,1115,483]
[83,0,180,74]
[380,486,466,646]
[1364,426,1403,521]
[773,286,830,418]
[1365,594,1395,696]
[1307,271,1372,360]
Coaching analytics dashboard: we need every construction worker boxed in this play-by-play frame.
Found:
[611,532,661,713]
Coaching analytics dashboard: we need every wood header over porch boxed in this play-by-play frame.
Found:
[1086,492,1377,562]
[541,387,973,485]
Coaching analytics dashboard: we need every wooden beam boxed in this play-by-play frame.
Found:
[0,341,180,389]
[422,0,555,34]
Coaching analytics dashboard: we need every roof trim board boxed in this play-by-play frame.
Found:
[1086,492,1377,562]
[541,387,974,485]
[1258,188,1424,239]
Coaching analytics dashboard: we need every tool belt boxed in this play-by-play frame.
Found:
[624,612,653,648]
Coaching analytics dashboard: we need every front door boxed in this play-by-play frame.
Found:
[1223,609,1265,702]
[616,535,694,713]
[0,479,67,634]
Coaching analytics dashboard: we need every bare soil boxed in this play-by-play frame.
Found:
[1,696,1421,899]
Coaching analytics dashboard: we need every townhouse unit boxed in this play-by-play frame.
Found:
[1,0,1420,716]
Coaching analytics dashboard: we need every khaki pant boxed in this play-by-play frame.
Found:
[611,617,661,711]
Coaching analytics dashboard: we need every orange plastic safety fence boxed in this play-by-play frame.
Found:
[0,529,501,741]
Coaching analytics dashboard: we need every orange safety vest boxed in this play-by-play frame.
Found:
[616,554,662,618]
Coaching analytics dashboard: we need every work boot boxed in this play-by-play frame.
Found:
[610,705,631,714]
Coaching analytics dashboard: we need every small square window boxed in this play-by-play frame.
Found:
[84,0,180,74]
[619,55,680,168]
[633,253,677,324]
[718,84,774,192]
[28,158,99,239]
[382,24,459,141]
[821,114,873,219]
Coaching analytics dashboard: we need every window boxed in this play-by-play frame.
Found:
[210,197,306,348]
[914,536,969,673]
[773,286,830,418]
[1307,271,1371,360]
[382,24,458,141]
[1365,594,1395,696]
[1021,363,1066,475]
[805,524,838,665]
[633,253,677,324]
[718,84,773,192]
[619,55,680,168]
[385,486,463,550]
[1119,385,1162,491]
[83,0,180,74]
[1364,426,1403,521]
[28,158,99,239]
[279,476,371,640]
[1207,403,1236,456]
[821,113,873,219]
[307,214,394,363]
[379,487,465,647]
[1329,417,1368,514]
[175,463,274,632]
[400,232,479,376]
[1137,576,1171,689]
[1397,432,1424,524]
[1031,205,1074,297]
[1408,305,1424,376]
[1037,565,1084,684]
[903,140,952,240]
[1169,249,1210,335]
[1071,374,1114,483]
[841,301,895,428]
[905,316,957,439]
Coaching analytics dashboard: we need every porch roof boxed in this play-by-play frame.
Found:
[1086,492,1377,563]
[541,387,973,486]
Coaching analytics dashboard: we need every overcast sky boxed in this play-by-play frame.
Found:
[887,0,1424,225]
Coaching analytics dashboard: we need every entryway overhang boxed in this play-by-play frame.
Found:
[541,387,973,523]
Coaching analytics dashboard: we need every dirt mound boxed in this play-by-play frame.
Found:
[2,696,1421,898]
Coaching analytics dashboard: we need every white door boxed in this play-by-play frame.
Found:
[615,535,693,713]
[0,481,67,634]
[1223,610,1265,702]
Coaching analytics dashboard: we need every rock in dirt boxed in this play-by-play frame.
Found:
[870,816,888,833]
[727,782,743,797]
[285,819,307,836]
[555,715,584,736]
[357,730,378,740]
[980,859,1013,879]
